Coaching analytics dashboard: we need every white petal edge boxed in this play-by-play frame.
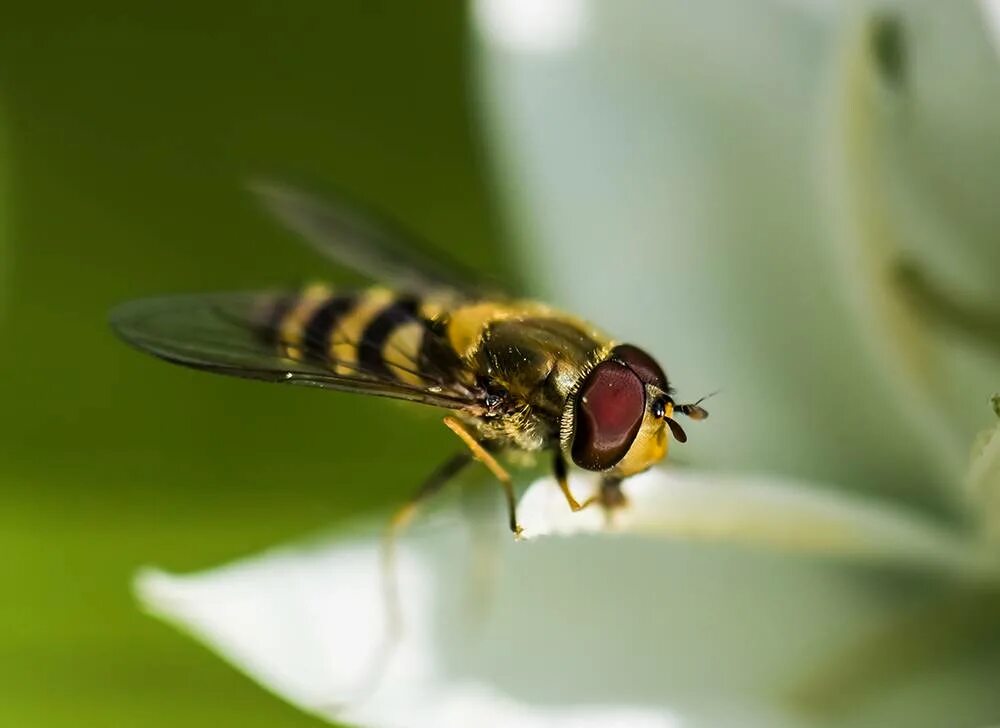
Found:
[518,469,1000,579]
[136,534,685,728]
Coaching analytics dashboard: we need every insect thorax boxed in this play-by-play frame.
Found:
[462,309,610,452]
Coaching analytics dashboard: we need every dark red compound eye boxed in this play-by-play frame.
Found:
[571,361,646,471]
[610,344,668,390]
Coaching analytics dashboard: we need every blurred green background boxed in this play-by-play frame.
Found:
[0,4,504,725]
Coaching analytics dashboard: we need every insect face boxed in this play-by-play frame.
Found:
[571,360,647,471]
[568,344,704,477]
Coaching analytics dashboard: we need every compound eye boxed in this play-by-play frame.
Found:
[611,344,668,390]
[572,361,646,471]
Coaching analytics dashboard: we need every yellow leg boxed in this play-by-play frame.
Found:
[553,451,593,512]
[443,416,523,538]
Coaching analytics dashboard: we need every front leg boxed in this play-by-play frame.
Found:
[553,450,590,512]
[598,475,628,510]
[443,416,523,538]
[553,452,628,516]
[592,475,630,528]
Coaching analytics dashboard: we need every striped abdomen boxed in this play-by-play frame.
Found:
[259,284,466,387]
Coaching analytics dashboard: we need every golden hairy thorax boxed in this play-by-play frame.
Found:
[445,299,613,451]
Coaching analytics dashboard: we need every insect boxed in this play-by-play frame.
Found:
[111,182,708,541]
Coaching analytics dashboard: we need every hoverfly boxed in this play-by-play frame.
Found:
[111,182,708,540]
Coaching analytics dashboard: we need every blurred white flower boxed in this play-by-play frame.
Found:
[473,0,587,54]
[137,2,1000,727]
[139,470,999,728]
[475,0,1000,511]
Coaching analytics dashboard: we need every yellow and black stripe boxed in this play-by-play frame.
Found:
[260,285,464,387]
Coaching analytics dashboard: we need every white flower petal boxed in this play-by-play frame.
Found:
[139,472,1000,728]
[822,3,1000,489]
[983,0,1000,56]
[878,1,1000,299]
[518,469,999,578]
[473,0,588,55]
[137,541,436,714]
[472,1,950,501]
[137,532,688,728]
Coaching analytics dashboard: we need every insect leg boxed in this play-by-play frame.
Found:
[377,451,472,676]
[553,450,596,512]
[385,451,473,536]
[598,475,629,526]
[443,416,523,538]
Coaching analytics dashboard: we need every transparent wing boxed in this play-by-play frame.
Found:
[110,291,486,412]
[249,179,508,297]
